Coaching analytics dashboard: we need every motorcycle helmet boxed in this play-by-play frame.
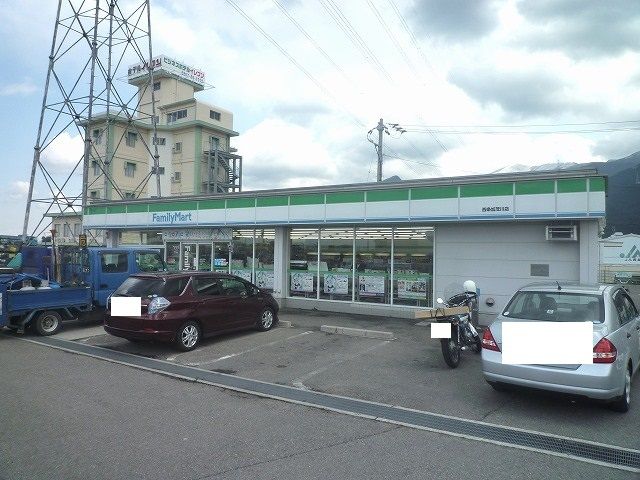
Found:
[463,280,477,294]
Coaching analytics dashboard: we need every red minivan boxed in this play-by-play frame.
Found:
[104,272,279,351]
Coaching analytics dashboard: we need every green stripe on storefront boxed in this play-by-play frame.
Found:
[589,177,605,192]
[326,191,365,204]
[410,186,457,200]
[127,204,148,213]
[557,178,587,193]
[106,205,126,214]
[84,206,106,215]
[257,196,289,207]
[515,180,555,195]
[149,201,198,212]
[227,197,256,208]
[199,199,225,210]
[460,183,513,197]
[366,189,409,202]
[290,193,324,205]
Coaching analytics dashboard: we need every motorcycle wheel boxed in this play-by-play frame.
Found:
[441,338,461,368]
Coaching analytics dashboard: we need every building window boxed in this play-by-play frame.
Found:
[64,224,72,237]
[124,162,136,177]
[173,142,182,153]
[73,224,81,236]
[124,192,136,199]
[126,131,137,147]
[153,137,166,146]
[152,115,159,125]
[210,110,221,121]
[153,81,161,91]
[92,129,102,145]
[289,229,320,298]
[91,161,101,176]
[167,109,187,123]
[90,190,99,199]
[53,224,61,235]
[172,171,181,182]
[209,136,220,151]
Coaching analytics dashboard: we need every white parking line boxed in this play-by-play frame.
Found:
[293,340,390,390]
[185,331,314,366]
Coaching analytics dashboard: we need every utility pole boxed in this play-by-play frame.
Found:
[376,118,384,182]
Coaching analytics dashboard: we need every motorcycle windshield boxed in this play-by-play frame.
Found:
[442,282,465,305]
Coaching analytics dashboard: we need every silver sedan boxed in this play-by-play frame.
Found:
[481,283,640,412]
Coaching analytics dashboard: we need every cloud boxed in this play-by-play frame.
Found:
[0,80,38,96]
[9,180,30,199]
[40,132,84,173]
[447,65,600,118]
[516,0,640,59]
[408,0,500,42]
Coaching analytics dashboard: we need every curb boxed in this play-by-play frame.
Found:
[320,325,395,340]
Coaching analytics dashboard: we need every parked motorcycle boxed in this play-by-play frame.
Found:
[436,280,481,368]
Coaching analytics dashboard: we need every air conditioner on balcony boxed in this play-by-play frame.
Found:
[545,225,578,241]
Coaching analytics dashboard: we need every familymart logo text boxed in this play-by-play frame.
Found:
[151,211,193,224]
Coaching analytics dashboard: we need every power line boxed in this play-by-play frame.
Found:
[365,0,420,81]
[271,0,352,83]
[319,0,393,82]
[402,126,640,135]
[399,119,640,128]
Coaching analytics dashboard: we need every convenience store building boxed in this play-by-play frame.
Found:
[83,170,605,324]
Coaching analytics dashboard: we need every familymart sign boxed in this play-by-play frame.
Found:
[151,211,193,225]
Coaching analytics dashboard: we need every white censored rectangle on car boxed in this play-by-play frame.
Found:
[431,322,452,339]
[111,297,142,317]
[502,321,593,365]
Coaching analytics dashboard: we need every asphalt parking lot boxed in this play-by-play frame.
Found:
[50,309,640,451]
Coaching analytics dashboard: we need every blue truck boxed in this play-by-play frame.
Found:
[0,246,165,335]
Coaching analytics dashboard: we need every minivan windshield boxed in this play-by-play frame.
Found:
[503,291,604,323]
[114,276,188,298]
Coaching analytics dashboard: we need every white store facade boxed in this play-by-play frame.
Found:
[83,170,605,324]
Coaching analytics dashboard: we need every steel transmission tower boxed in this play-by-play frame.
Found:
[22,0,162,243]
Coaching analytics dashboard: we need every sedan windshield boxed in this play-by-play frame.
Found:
[114,276,188,298]
[503,291,603,323]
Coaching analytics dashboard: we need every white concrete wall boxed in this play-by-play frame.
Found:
[579,220,600,284]
[433,221,594,324]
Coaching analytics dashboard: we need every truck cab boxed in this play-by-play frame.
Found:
[88,248,165,307]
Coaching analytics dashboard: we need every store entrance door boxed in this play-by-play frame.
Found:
[181,243,197,271]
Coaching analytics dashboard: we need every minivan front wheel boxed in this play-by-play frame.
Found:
[256,308,275,332]
[610,365,631,413]
[175,321,200,351]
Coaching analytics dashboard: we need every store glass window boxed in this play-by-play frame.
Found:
[231,230,254,282]
[392,227,434,307]
[165,242,180,271]
[289,228,319,298]
[355,227,391,304]
[213,243,230,272]
[319,228,354,301]
[255,229,275,292]
[198,244,212,271]
[135,251,165,272]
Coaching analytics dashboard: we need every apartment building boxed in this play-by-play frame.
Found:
[86,55,242,201]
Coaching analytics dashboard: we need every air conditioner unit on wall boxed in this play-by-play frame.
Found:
[545,225,578,241]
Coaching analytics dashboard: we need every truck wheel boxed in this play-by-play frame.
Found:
[34,311,63,336]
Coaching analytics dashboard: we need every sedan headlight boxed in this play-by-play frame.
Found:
[148,296,171,315]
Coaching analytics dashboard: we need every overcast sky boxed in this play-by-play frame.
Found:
[1,0,639,235]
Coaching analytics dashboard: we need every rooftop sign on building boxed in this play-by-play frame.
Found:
[128,55,205,88]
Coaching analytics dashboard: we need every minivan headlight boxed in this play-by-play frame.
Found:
[148,296,171,315]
